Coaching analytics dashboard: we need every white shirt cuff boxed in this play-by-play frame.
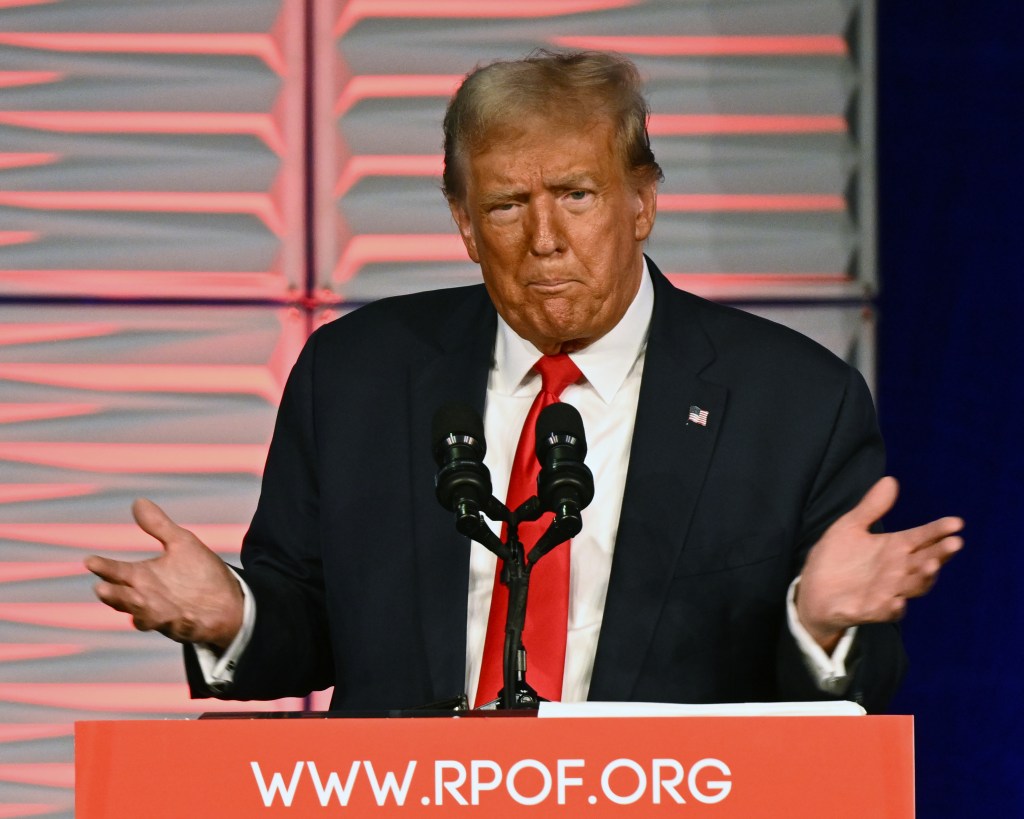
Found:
[191,567,255,693]
[786,576,857,695]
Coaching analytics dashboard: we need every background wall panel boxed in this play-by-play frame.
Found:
[0,0,308,300]
[0,305,309,817]
[316,0,875,303]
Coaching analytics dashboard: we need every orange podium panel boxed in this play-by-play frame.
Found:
[76,715,914,817]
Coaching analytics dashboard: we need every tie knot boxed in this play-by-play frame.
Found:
[534,354,583,398]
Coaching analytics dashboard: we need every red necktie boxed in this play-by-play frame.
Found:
[475,353,583,706]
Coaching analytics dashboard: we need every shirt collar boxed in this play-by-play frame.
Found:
[493,258,654,403]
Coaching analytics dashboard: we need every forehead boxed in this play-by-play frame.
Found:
[466,116,622,189]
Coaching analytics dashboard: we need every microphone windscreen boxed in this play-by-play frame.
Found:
[535,402,587,458]
[432,402,486,455]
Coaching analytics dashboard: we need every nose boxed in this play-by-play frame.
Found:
[527,197,565,256]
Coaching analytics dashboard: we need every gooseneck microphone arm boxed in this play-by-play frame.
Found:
[432,401,592,710]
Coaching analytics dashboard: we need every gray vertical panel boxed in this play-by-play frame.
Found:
[0,305,311,814]
[0,0,307,300]
[857,0,878,293]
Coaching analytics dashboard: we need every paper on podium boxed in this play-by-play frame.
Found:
[538,700,866,717]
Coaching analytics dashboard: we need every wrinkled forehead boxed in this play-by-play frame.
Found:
[461,122,619,201]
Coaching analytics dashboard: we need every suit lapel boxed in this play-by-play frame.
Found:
[408,288,496,701]
[589,266,727,701]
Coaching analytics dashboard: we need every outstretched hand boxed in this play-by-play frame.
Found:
[796,476,964,652]
[85,499,244,649]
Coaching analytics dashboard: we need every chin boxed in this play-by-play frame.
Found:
[535,307,584,336]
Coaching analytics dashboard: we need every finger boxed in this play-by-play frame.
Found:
[131,497,184,549]
[888,517,964,555]
[94,582,169,634]
[903,517,965,553]
[844,476,899,528]
[901,568,939,599]
[886,597,907,621]
[899,536,963,597]
[93,580,146,617]
[84,554,135,586]
[917,534,964,565]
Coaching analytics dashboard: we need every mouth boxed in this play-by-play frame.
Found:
[527,279,576,294]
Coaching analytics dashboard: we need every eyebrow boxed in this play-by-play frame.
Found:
[478,173,600,207]
[477,188,528,209]
[548,172,599,190]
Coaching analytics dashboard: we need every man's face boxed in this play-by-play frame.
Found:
[449,116,657,355]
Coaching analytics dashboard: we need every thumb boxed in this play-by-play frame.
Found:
[844,476,899,529]
[131,497,183,551]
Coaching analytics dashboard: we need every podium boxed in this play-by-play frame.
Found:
[75,714,913,817]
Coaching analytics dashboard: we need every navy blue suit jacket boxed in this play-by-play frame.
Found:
[187,261,905,712]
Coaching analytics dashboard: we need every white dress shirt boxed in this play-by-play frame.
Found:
[466,265,653,703]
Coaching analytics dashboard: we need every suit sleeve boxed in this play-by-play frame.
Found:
[774,365,907,713]
[186,331,335,701]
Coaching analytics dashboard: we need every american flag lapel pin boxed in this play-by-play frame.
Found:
[687,405,709,427]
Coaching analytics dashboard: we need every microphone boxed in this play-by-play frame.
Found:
[532,402,594,559]
[432,402,493,536]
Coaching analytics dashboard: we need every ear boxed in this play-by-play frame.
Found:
[448,198,480,263]
[633,179,658,242]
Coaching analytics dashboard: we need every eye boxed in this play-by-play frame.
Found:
[485,199,517,214]
[486,202,519,224]
[563,189,593,207]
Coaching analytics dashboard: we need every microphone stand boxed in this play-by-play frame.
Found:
[500,498,541,710]
[458,495,577,710]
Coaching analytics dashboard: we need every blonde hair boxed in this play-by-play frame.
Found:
[442,49,663,203]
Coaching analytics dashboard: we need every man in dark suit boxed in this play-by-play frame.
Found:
[85,51,962,714]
